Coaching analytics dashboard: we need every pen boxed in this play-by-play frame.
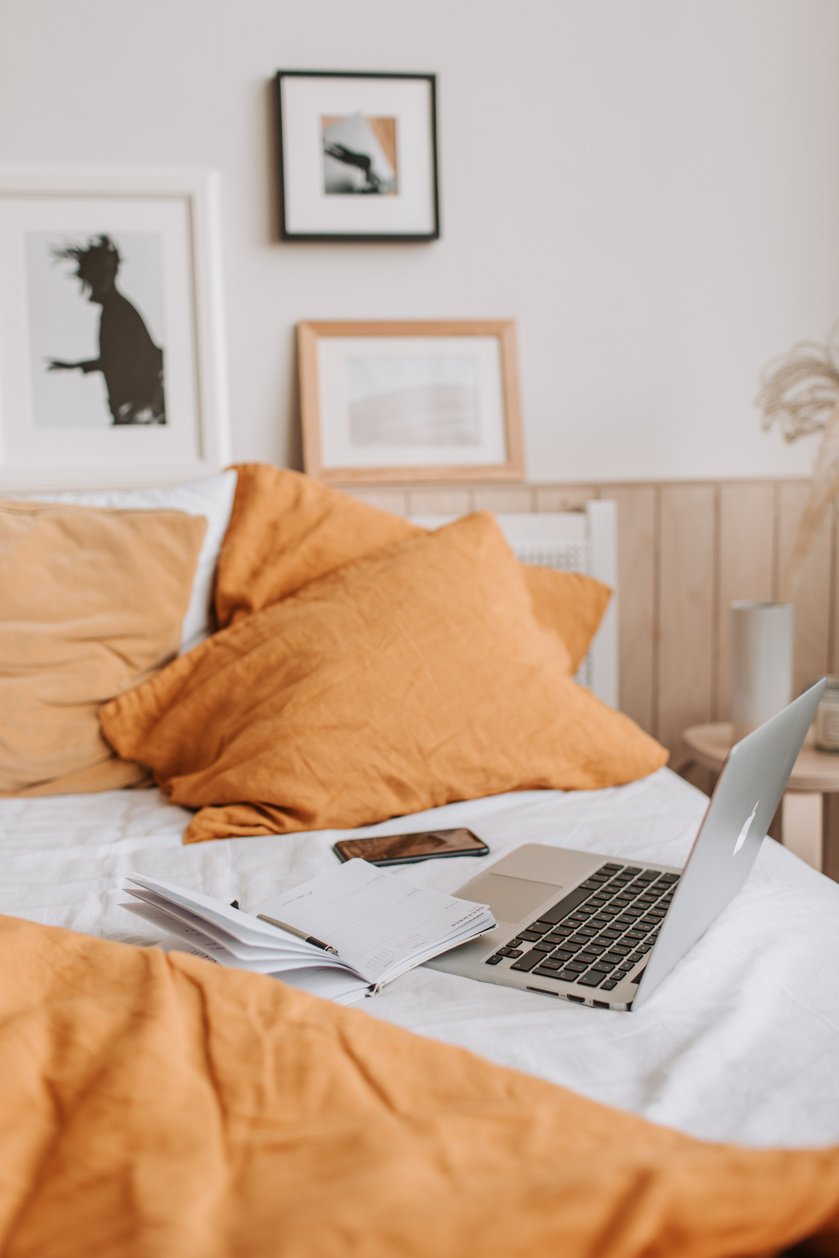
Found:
[256,913,339,955]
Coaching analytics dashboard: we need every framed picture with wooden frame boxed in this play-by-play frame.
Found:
[297,320,524,485]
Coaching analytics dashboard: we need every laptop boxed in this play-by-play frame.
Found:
[429,679,826,1011]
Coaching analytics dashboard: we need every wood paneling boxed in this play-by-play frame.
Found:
[406,487,472,516]
[348,487,413,515]
[656,485,717,749]
[471,485,535,513]
[607,486,656,733]
[346,477,824,756]
[534,485,597,511]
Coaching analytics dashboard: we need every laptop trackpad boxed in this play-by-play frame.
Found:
[462,873,563,925]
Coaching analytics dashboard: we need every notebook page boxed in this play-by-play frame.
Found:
[125,873,314,951]
[253,859,493,984]
[123,902,369,1000]
[123,901,347,974]
[124,888,316,963]
[275,967,372,1005]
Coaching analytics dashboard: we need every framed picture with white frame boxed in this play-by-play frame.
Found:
[0,167,229,491]
[297,319,524,484]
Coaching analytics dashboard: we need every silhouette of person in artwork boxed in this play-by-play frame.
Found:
[47,235,166,425]
[323,141,382,193]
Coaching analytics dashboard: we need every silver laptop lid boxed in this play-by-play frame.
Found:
[632,678,826,1011]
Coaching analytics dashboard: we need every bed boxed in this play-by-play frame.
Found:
[2,464,839,1257]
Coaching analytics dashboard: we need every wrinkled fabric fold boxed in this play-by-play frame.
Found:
[1,912,838,1258]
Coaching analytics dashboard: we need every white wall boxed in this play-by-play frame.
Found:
[2,0,838,482]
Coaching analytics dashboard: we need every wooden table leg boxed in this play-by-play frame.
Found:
[781,792,824,871]
[822,794,839,883]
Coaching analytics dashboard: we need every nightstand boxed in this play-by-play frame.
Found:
[679,722,839,881]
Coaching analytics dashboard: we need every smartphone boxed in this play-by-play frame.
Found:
[333,827,490,867]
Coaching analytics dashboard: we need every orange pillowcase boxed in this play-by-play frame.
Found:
[215,463,610,674]
[0,501,206,796]
[101,514,666,843]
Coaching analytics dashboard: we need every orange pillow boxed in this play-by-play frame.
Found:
[101,514,665,842]
[216,463,610,674]
[522,565,610,678]
[0,501,206,796]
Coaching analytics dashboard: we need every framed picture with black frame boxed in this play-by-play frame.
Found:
[274,71,440,242]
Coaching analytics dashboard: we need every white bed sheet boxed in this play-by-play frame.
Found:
[1,767,837,1150]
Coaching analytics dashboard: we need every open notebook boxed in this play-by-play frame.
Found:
[123,860,495,1005]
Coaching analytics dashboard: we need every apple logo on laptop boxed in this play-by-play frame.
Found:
[733,801,759,855]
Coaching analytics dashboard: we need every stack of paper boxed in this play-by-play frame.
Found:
[123,859,495,1005]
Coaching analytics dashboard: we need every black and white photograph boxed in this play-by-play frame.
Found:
[321,112,398,196]
[0,168,229,490]
[28,230,167,429]
[275,71,439,240]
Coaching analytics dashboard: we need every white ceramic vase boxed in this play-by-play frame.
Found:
[730,601,794,741]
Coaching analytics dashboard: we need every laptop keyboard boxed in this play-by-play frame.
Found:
[484,862,680,993]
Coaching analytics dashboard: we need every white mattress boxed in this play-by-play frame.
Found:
[1,767,837,1150]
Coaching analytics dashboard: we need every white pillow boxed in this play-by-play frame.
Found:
[16,470,237,652]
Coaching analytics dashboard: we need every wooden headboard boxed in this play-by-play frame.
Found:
[411,501,619,708]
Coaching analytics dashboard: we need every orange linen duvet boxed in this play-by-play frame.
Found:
[1,914,838,1258]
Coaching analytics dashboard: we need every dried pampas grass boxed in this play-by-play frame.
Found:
[757,326,839,598]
